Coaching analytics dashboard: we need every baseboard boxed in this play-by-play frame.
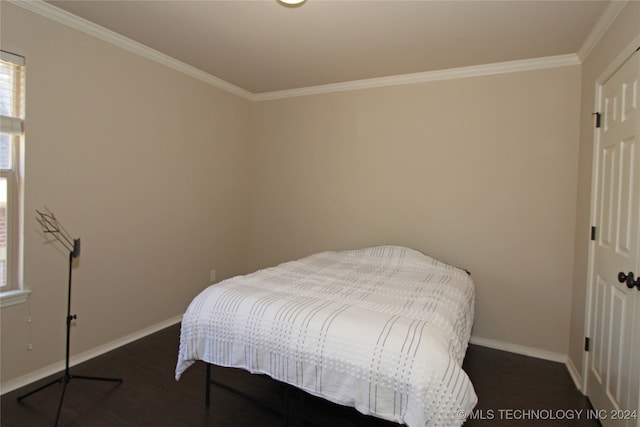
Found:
[470,335,567,363]
[0,314,183,395]
[565,356,585,394]
[2,325,579,396]
[469,335,590,392]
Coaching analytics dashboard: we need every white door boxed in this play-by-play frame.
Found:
[588,49,640,427]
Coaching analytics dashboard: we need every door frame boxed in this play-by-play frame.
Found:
[583,35,640,395]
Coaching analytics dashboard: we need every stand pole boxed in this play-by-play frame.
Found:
[17,245,122,427]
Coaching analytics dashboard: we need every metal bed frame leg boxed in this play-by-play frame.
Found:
[205,363,211,407]
[205,362,293,426]
[283,385,290,427]
[297,390,304,427]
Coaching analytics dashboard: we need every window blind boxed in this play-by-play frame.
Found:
[0,51,25,135]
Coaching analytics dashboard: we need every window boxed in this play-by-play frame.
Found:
[0,50,26,307]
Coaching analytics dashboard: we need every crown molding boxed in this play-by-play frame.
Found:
[7,0,255,101]
[9,0,582,103]
[576,0,628,63]
[254,54,581,101]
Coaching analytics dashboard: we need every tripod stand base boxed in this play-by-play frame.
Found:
[17,372,122,427]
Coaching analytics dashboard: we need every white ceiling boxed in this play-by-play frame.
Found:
[44,0,612,95]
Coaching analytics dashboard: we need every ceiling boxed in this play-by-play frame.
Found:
[45,0,612,95]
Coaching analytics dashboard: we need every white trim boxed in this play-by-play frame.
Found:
[470,335,567,363]
[566,356,584,394]
[9,0,582,102]
[254,55,580,101]
[471,336,584,392]
[583,33,640,396]
[0,288,30,308]
[597,34,640,87]
[0,116,24,135]
[6,0,254,101]
[0,50,25,66]
[577,0,629,63]
[583,74,602,398]
[0,314,183,395]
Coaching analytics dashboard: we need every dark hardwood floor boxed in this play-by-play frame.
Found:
[1,324,600,427]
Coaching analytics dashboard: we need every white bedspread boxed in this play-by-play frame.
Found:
[176,246,477,426]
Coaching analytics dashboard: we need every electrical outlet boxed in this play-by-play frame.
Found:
[210,270,217,283]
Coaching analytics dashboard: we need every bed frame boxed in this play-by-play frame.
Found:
[206,363,289,424]
[177,247,476,427]
[204,363,397,427]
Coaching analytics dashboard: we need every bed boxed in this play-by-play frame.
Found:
[175,245,477,426]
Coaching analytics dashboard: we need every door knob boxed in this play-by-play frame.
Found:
[618,271,640,290]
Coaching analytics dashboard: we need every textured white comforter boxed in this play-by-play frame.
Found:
[176,246,477,426]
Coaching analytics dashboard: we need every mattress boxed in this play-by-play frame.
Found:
[176,245,477,426]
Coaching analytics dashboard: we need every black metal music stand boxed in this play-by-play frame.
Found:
[17,208,122,426]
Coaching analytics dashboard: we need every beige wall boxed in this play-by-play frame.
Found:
[1,3,251,384]
[249,66,581,355]
[4,0,630,391]
[568,1,640,383]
